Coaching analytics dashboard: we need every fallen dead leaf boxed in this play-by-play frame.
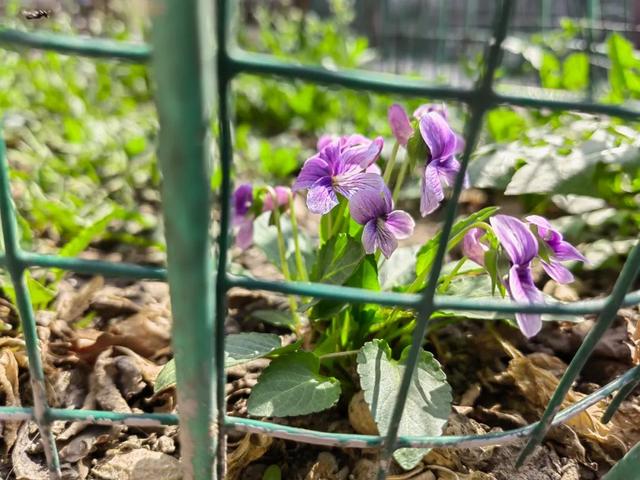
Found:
[90,448,181,480]
[11,423,48,480]
[56,276,105,325]
[226,433,272,480]
[349,391,378,435]
[305,451,348,480]
[0,347,21,453]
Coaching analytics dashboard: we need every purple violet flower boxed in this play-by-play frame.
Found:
[293,136,384,215]
[526,215,588,284]
[233,184,292,249]
[349,186,415,259]
[388,104,413,146]
[233,183,255,250]
[463,228,489,266]
[419,112,467,217]
[490,214,544,338]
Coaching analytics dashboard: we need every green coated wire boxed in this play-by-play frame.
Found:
[0,129,62,478]
[0,1,638,478]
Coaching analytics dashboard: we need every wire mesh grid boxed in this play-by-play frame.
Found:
[0,0,639,479]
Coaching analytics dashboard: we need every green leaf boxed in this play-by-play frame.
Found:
[154,359,176,395]
[379,245,420,289]
[250,309,297,330]
[225,332,284,368]
[357,340,452,470]
[486,108,527,142]
[259,141,299,179]
[247,352,341,417]
[607,33,640,101]
[309,254,378,321]
[603,440,640,479]
[562,53,589,91]
[415,207,499,280]
[154,333,287,394]
[539,52,562,89]
[262,465,282,480]
[504,140,640,197]
[310,233,365,285]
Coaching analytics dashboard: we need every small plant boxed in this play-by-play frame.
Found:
[160,102,587,471]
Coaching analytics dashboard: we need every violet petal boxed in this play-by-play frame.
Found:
[362,220,378,254]
[233,183,253,217]
[235,217,254,250]
[342,136,383,168]
[420,162,444,217]
[349,187,392,225]
[541,259,574,284]
[419,111,457,161]
[553,241,588,263]
[385,210,415,239]
[508,264,544,338]
[463,228,488,266]
[306,178,339,214]
[293,155,331,191]
[490,214,538,266]
[376,222,399,259]
[333,171,384,199]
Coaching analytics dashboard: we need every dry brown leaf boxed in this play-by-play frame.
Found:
[0,347,21,452]
[11,423,48,480]
[226,433,272,480]
[72,309,171,363]
[90,448,181,480]
[505,353,610,442]
[58,426,115,463]
[304,451,349,480]
[349,390,378,435]
[56,276,105,324]
[91,348,132,413]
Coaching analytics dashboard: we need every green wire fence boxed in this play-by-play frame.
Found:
[0,1,639,479]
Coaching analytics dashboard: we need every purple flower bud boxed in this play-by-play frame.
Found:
[349,186,415,259]
[462,228,489,266]
[388,104,413,147]
[262,186,291,212]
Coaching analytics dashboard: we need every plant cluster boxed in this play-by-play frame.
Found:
[213,103,586,470]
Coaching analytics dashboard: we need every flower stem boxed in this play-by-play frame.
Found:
[438,256,468,293]
[382,141,400,185]
[319,349,359,361]
[270,190,301,330]
[330,199,348,236]
[408,221,492,294]
[392,152,410,203]
[288,191,308,282]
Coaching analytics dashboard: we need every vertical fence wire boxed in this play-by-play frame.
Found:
[150,0,218,478]
[214,0,236,477]
[0,132,61,478]
[376,2,514,477]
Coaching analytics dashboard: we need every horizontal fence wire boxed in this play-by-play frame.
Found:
[0,0,638,478]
